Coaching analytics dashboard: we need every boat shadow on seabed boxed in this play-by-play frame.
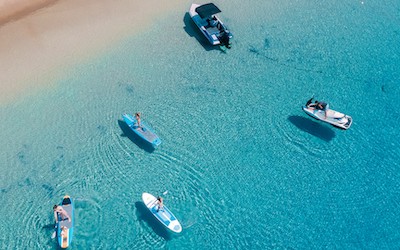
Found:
[118,120,155,153]
[135,202,173,240]
[288,115,336,142]
[182,13,223,52]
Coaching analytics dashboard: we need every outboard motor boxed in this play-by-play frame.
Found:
[219,31,231,49]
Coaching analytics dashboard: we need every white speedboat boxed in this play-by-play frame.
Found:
[189,3,232,48]
[302,98,353,130]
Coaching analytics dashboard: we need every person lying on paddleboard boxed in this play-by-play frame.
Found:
[156,196,164,212]
[308,100,329,119]
[53,205,71,222]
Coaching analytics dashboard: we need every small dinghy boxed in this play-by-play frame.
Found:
[189,3,233,48]
[122,113,161,148]
[142,192,182,233]
[56,196,74,248]
[302,98,353,130]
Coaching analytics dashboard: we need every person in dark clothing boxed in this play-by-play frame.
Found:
[309,100,329,118]
[156,196,164,212]
[219,30,231,49]
[315,101,327,110]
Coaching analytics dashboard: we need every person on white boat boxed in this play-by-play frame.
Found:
[207,16,218,27]
[156,196,164,212]
[53,205,71,222]
[135,112,141,128]
[309,101,328,118]
[217,21,222,30]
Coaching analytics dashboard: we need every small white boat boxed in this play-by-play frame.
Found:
[142,192,182,233]
[302,98,353,130]
[189,3,232,48]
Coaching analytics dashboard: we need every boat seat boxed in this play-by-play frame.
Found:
[198,18,208,27]
[326,109,345,118]
[206,26,220,35]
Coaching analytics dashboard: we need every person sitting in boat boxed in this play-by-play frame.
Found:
[53,205,71,222]
[135,112,141,128]
[317,101,328,110]
[217,21,223,31]
[156,196,164,212]
[310,101,329,118]
[207,16,218,27]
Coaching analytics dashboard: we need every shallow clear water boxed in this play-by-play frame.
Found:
[1,0,400,249]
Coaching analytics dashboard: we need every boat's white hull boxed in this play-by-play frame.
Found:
[189,3,232,46]
[302,106,352,130]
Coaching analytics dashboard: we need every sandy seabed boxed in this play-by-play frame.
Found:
[0,0,184,104]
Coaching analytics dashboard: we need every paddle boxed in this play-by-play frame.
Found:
[51,224,57,239]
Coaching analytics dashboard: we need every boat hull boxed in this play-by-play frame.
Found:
[122,114,161,148]
[302,106,352,130]
[189,3,232,46]
[57,196,74,249]
[142,192,182,233]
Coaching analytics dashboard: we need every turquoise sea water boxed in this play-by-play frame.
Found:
[1,0,400,249]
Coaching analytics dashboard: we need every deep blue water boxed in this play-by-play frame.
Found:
[1,0,399,249]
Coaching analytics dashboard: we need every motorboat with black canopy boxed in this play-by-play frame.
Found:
[189,3,233,48]
[195,3,221,18]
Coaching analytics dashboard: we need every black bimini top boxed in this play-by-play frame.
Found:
[195,3,221,19]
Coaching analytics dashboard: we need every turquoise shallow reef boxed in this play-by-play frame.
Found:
[1,0,399,248]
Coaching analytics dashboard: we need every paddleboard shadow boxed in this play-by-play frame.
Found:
[117,120,155,153]
[288,115,336,142]
[135,201,172,240]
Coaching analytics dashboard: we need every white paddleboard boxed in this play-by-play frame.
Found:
[142,192,182,233]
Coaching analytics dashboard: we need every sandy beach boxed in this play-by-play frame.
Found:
[0,0,57,25]
[0,0,184,104]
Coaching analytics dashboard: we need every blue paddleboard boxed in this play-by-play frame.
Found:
[56,195,74,248]
[122,114,161,148]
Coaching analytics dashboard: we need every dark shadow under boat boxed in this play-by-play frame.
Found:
[117,120,155,153]
[288,115,336,142]
[183,12,222,52]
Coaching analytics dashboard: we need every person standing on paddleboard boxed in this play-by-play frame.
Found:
[157,196,164,212]
[135,112,141,128]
